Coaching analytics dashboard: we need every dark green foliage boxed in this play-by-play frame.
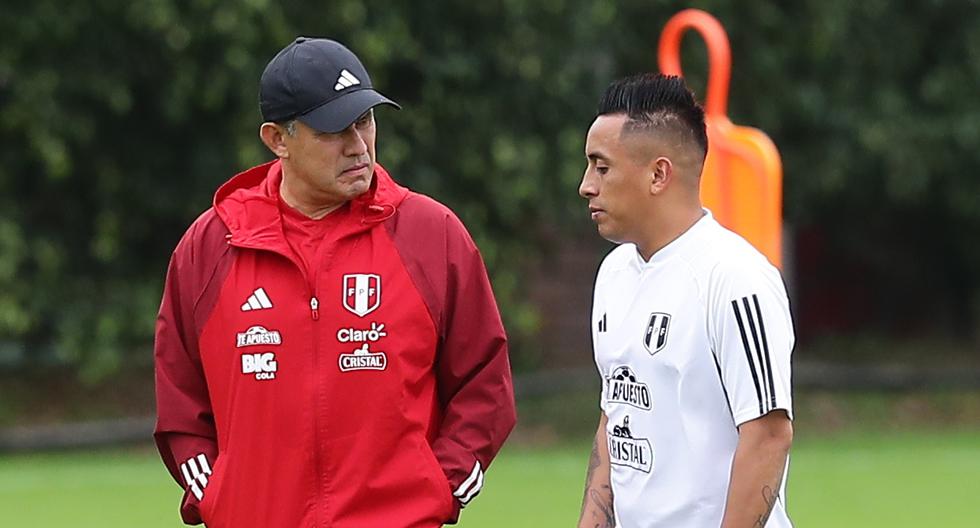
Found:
[0,0,977,382]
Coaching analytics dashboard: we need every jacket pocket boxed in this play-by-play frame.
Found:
[415,438,454,519]
[197,454,228,525]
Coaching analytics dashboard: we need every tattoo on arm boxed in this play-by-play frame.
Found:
[580,439,600,515]
[589,488,615,527]
[586,439,600,481]
[580,438,615,527]
[753,485,779,527]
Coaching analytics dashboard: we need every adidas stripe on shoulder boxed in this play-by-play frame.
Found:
[730,294,778,415]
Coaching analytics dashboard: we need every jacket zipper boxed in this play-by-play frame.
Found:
[230,239,325,524]
[309,250,325,527]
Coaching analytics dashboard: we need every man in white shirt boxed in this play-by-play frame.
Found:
[576,73,794,528]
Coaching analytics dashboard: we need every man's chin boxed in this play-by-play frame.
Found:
[343,180,372,200]
[596,225,623,244]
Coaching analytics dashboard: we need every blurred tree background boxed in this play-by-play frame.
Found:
[1,0,978,419]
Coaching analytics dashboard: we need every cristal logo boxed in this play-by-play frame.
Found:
[236,326,282,348]
[336,322,387,343]
[241,352,277,380]
[338,343,387,372]
[607,416,653,473]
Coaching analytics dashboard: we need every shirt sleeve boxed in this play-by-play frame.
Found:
[706,258,794,426]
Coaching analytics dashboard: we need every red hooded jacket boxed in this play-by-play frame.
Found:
[154,160,516,527]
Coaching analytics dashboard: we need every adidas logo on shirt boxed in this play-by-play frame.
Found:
[241,288,273,311]
[334,69,361,91]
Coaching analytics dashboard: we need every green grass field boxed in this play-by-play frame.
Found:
[1,430,978,527]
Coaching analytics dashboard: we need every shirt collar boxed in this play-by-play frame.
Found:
[633,208,713,268]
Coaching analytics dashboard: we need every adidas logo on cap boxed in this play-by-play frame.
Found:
[334,69,361,91]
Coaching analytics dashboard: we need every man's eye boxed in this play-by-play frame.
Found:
[597,166,609,175]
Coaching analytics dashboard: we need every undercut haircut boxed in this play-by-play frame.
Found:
[597,73,708,161]
[279,119,298,136]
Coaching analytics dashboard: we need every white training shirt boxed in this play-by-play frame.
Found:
[591,210,794,528]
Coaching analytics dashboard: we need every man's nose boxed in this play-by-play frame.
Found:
[579,171,597,198]
[342,127,368,156]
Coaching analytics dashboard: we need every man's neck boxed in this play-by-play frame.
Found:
[279,173,345,220]
[635,204,705,262]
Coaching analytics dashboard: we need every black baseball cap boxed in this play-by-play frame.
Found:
[259,37,400,133]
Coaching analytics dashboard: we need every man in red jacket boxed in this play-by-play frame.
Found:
[154,37,517,528]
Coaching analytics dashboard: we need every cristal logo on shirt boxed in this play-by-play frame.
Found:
[608,416,653,473]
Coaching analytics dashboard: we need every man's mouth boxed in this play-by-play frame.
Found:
[342,163,369,175]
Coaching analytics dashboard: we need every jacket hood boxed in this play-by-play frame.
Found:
[213,159,409,250]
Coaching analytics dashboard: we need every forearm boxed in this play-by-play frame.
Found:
[721,412,792,528]
[578,414,615,528]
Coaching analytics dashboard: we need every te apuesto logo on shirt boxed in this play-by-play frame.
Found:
[605,366,652,411]
[607,416,653,473]
[338,343,388,372]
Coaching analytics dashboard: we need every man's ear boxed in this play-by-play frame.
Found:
[259,122,290,159]
[649,156,672,195]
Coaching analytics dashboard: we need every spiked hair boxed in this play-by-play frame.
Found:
[596,73,708,160]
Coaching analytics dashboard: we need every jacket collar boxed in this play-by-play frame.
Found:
[213,159,408,251]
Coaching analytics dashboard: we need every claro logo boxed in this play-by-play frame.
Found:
[241,352,277,380]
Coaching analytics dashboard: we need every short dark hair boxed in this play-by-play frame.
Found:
[596,73,708,159]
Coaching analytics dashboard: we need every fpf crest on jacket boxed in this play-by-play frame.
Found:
[343,273,381,316]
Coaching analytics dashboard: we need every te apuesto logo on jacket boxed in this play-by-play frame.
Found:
[343,274,381,317]
[236,326,282,348]
[607,416,653,473]
[338,343,388,372]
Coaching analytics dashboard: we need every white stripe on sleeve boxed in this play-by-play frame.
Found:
[196,453,212,476]
[459,467,485,506]
[180,462,194,488]
[188,480,203,501]
[453,461,483,498]
[186,456,208,487]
